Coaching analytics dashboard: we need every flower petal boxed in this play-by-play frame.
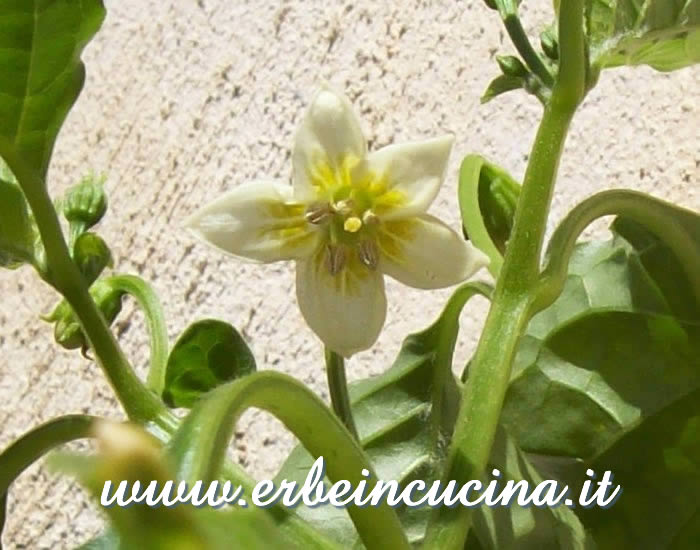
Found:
[296,251,387,357]
[366,136,453,219]
[377,214,488,289]
[293,85,367,200]
[185,182,319,263]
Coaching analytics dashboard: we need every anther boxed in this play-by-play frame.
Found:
[305,202,333,224]
[362,210,379,226]
[358,240,379,270]
[325,244,347,276]
[343,217,362,233]
[334,199,355,216]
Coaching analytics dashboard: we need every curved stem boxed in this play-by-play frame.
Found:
[0,150,167,425]
[499,0,554,87]
[423,1,586,547]
[0,415,98,535]
[534,189,700,312]
[458,156,504,277]
[430,282,493,445]
[325,348,359,440]
[105,274,169,394]
[167,371,411,550]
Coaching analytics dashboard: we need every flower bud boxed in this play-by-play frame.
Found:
[43,279,125,353]
[63,174,107,232]
[540,28,559,60]
[496,55,528,78]
[483,0,497,9]
[73,232,113,285]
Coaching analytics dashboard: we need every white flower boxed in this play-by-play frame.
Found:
[186,86,488,357]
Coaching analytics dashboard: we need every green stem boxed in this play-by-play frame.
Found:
[106,274,169,394]
[499,0,554,88]
[324,348,359,440]
[2,157,339,550]
[3,154,167,425]
[0,415,98,536]
[423,1,586,547]
[534,189,700,311]
[168,371,410,550]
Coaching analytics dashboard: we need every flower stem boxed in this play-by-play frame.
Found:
[324,348,359,440]
[3,154,168,426]
[499,0,554,88]
[423,1,586,547]
[105,274,169,395]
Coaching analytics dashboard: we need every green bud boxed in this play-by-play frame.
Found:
[43,279,125,354]
[43,301,84,350]
[73,232,113,285]
[540,28,559,60]
[496,55,528,78]
[483,0,498,9]
[478,162,521,254]
[63,174,108,233]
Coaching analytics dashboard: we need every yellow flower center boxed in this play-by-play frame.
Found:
[304,154,405,275]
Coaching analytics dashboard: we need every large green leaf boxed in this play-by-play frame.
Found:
[587,0,700,73]
[0,0,105,177]
[277,282,589,549]
[162,319,256,408]
[503,215,700,548]
[502,225,700,460]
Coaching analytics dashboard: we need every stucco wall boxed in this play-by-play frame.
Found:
[0,0,697,547]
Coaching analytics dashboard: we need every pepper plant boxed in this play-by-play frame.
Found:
[0,0,698,549]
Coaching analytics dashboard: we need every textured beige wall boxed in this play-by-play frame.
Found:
[0,0,697,547]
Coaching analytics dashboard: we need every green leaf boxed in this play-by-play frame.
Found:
[502,214,700,547]
[0,176,35,268]
[481,74,524,104]
[502,228,700,460]
[162,319,256,408]
[0,0,106,178]
[459,155,521,277]
[0,415,97,541]
[587,0,700,74]
[473,427,592,550]
[278,282,588,549]
[612,216,699,321]
[166,371,408,550]
[579,386,700,548]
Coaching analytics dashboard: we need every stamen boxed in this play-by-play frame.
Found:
[358,240,379,270]
[344,217,362,233]
[334,199,355,216]
[305,202,333,224]
[325,244,347,276]
[362,210,379,226]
